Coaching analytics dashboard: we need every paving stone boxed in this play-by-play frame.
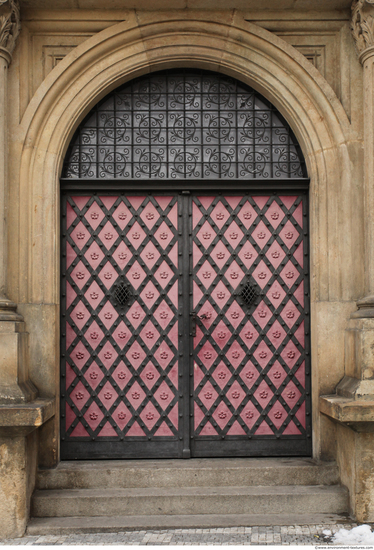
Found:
[1,522,363,545]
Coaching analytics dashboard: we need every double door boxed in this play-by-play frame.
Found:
[60,190,311,459]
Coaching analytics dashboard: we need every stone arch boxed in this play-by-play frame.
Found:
[13,12,358,462]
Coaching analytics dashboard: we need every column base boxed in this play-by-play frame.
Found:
[0,296,23,322]
[351,294,374,319]
[0,319,38,404]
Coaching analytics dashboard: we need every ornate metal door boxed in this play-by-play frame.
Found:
[60,69,311,460]
[191,194,310,457]
[61,191,310,459]
[61,194,183,459]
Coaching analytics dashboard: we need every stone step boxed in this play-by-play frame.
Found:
[26,512,352,536]
[31,485,348,518]
[36,458,339,490]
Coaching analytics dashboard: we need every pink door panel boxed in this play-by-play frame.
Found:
[61,194,180,459]
[61,191,311,459]
[191,194,310,457]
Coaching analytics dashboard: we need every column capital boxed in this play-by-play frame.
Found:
[352,0,374,61]
[0,0,20,63]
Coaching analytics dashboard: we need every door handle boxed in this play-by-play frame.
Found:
[191,312,207,337]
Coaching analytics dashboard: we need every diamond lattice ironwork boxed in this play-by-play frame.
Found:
[191,194,311,455]
[61,194,181,458]
[61,191,311,459]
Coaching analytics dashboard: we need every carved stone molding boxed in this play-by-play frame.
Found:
[352,294,374,318]
[0,0,20,60]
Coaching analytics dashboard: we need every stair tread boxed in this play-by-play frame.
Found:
[32,484,348,519]
[33,484,347,498]
[38,458,336,472]
[26,512,352,535]
[36,459,339,490]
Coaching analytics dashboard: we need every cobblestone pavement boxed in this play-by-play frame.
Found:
[0,523,359,545]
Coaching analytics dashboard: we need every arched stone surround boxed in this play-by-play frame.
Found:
[8,10,362,465]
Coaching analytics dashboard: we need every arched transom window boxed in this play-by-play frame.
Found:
[62,70,306,181]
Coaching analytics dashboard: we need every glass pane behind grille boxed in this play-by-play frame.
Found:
[62,70,306,180]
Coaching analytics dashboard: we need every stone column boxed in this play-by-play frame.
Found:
[0,0,38,404]
[351,0,374,315]
[319,1,374,523]
[344,0,374,395]
[0,0,21,322]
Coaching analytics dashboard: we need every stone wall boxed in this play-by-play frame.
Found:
[1,1,372,537]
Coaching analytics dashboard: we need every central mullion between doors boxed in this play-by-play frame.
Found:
[180,193,192,458]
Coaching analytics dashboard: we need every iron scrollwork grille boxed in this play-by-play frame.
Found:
[62,70,307,181]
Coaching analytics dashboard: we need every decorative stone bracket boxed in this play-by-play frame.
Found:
[320,395,374,432]
[0,398,55,437]
[320,315,374,432]
[319,297,374,521]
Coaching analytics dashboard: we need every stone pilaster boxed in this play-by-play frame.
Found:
[351,0,374,306]
[0,0,38,405]
[348,0,374,397]
[0,0,21,322]
[344,1,374,398]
